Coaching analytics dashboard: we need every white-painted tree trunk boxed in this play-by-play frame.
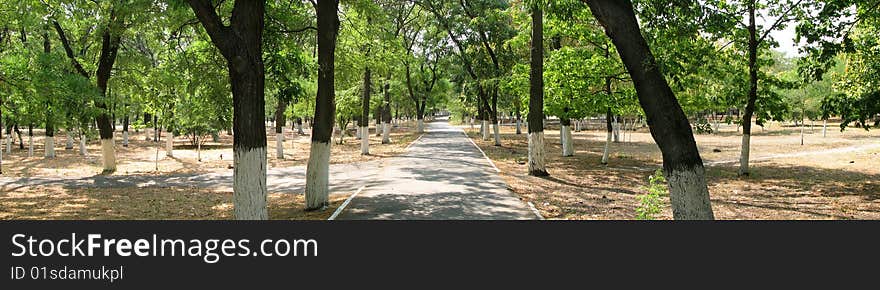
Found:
[382,122,390,144]
[527,132,547,174]
[276,133,285,159]
[6,134,12,154]
[515,119,522,134]
[417,119,425,134]
[45,137,55,158]
[123,131,129,147]
[823,119,827,138]
[493,122,501,146]
[360,126,370,155]
[233,147,268,220]
[66,132,74,150]
[27,135,33,157]
[613,117,620,143]
[481,120,489,141]
[305,141,331,210]
[101,138,116,173]
[469,118,474,130]
[79,136,86,156]
[622,119,628,144]
[714,116,720,134]
[801,119,805,146]
[340,126,347,144]
[166,133,174,158]
[145,127,151,141]
[666,166,715,220]
[602,129,612,164]
[197,136,202,162]
[739,134,751,175]
[562,125,574,157]
[355,126,362,140]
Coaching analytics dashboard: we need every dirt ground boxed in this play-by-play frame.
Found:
[0,122,417,220]
[0,185,350,220]
[465,120,880,220]
[0,122,420,178]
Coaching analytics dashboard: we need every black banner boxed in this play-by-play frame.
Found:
[1,221,877,288]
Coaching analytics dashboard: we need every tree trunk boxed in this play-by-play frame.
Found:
[79,133,87,156]
[27,125,33,157]
[602,108,613,164]
[166,131,174,157]
[305,0,338,211]
[45,116,55,159]
[382,82,392,144]
[145,121,152,141]
[823,119,827,137]
[154,116,159,142]
[561,118,574,157]
[65,131,74,150]
[296,118,305,135]
[528,4,549,177]
[187,0,268,219]
[93,26,119,173]
[801,114,805,146]
[197,135,202,162]
[122,114,129,147]
[739,2,759,176]
[613,116,621,143]
[43,31,55,159]
[274,97,288,159]
[5,126,10,154]
[360,67,371,155]
[491,88,500,146]
[515,99,523,135]
[587,0,714,219]
[493,120,501,146]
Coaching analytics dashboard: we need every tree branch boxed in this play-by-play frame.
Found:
[52,20,89,78]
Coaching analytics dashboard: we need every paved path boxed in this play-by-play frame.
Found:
[0,120,539,220]
[337,120,539,220]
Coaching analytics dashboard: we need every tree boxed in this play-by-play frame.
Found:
[726,0,804,176]
[527,1,549,176]
[186,0,268,220]
[49,1,131,173]
[584,0,715,220]
[305,0,339,211]
[798,1,880,131]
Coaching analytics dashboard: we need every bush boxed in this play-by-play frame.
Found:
[636,169,667,220]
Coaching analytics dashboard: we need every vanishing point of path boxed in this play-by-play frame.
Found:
[336,120,540,220]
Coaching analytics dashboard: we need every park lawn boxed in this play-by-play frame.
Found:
[0,121,421,178]
[0,185,350,220]
[467,122,880,220]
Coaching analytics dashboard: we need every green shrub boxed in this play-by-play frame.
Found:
[636,169,668,220]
